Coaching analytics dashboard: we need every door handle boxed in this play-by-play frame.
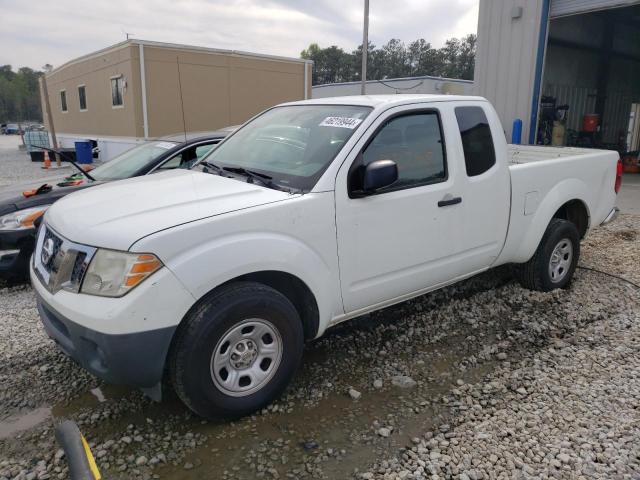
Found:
[438,196,462,207]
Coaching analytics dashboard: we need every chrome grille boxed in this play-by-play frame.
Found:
[34,225,96,294]
[41,227,63,274]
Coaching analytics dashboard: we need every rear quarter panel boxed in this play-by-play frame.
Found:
[497,149,618,264]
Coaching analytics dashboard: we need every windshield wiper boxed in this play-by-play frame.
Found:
[222,166,293,192]
[36,146,95,181]
[200,161,225,175]
[223,166,272,181]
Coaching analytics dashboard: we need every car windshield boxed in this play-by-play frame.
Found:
[198,105,372,192]
[90,141,178,181]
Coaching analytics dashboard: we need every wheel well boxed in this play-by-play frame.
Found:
[224,271,320,340]
[553,200,589,238]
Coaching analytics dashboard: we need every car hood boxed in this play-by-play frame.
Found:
[0,175,70,203]
[0,177,99,215]
[45,170,296,251]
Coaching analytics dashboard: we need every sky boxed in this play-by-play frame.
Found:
[0,0,479,71]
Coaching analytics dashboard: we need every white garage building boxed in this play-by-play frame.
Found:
[475,0,640,149]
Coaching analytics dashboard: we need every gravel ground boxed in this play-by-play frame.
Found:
[0,142,638,480]
[0,136,72,188]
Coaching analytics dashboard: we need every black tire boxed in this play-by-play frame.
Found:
[168,281,304,419]
[515,218,580,292]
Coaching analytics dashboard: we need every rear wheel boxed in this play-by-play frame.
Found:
[169,282,304,419]
[515,219,580,292]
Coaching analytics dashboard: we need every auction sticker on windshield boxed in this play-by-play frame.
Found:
[319,117,363,129]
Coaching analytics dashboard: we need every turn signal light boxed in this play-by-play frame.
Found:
[20,210,47,228]
[124,255,163,289]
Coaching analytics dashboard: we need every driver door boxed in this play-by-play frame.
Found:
[335,106,463,313]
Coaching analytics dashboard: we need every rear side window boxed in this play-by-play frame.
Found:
[455,106,496,177]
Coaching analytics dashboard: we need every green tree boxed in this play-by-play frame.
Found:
[0,65,43,123]
[301,34,476,85]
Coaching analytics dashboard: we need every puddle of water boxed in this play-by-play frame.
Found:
[52,383,130,419]
[0,407,52,440]
[90,387,107,403]
[153,339,499,480]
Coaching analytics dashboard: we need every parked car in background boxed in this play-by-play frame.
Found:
[4,123,21,135]
[0,124,6,134]
[31,95,620,418]
[0,130,232,281]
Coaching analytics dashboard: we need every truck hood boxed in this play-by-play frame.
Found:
[45,170,295,251]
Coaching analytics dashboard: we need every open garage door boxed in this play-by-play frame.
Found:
[537,3,640,152]
[551,0,640,18]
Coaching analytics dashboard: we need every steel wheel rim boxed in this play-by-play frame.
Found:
[211,318,283,397]
[548,238,573,283]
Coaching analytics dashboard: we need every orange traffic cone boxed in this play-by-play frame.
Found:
[42,151,51,169]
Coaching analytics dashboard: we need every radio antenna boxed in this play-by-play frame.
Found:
[176,56,187,142]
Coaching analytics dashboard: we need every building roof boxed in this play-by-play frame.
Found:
[282,94,487,108]
[46,39,312,77]
[311,74,474,90]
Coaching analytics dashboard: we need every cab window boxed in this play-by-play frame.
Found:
[350,111,447,194]
[455,106,496,177]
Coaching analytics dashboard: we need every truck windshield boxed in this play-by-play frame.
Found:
[198,105,372,192]
[90,142,178,181]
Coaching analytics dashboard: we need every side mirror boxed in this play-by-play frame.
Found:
[362,159,398,193]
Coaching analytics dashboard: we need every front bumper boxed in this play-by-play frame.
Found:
[0,229,35,280]
[30,261,196,399]
[600,206,620,225]
[36,290,176,395]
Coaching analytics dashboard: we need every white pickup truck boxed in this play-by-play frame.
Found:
[31,95,621,418]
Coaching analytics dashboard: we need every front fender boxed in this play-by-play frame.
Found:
[158,232,341,337]
[129,192,342,337]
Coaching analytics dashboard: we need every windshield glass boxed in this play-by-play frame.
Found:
[90,141,178,180]
[198,105,372,191]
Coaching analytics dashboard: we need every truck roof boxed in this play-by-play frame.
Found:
[283,94,487,108]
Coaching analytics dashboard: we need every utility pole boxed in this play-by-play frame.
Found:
[361,0,369,95]
[39,75,61,166]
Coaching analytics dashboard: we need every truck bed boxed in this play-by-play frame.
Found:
[507,144,603,165]
[497,144,619,265]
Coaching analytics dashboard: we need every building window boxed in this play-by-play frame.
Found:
[78,85,87,111]
[111,76,124,107]
[455,106,496,177]
[60,90,67,112]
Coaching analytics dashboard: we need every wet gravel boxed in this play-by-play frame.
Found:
[1,143,639,479]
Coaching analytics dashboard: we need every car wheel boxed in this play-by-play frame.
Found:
[515,218,580,292]
[169,281,304,419]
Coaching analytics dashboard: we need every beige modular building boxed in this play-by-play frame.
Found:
[41,39,313,160]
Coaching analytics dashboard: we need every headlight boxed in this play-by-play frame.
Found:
[0,205,50,231]
[80,249,163,297]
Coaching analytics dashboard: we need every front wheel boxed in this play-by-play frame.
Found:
[515,218,580,292]
[168,282,304,419]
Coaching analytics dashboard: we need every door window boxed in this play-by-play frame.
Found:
[195,144,216,159]
[455,106,496,177]
[352,111,447,194]
[157,153,183,170]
